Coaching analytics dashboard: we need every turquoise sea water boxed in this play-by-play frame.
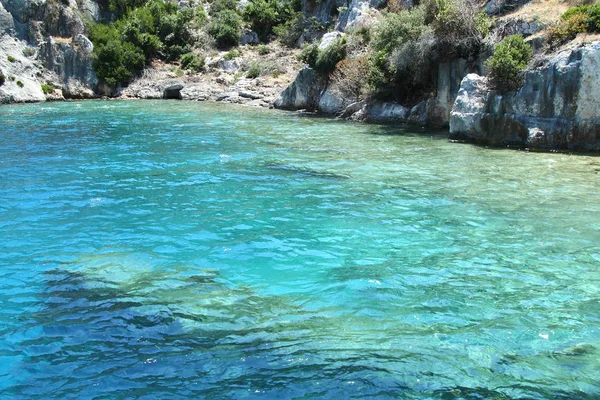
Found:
[1,100,599,399]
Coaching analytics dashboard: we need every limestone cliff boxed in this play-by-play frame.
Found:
[0,0,98,103]
[450,41,600,151]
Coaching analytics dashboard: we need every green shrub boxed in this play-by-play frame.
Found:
[371,6,428,55]
[485,34,532,92]
[108,0,146,18]
[243,0,279,41]
[41,83,54,94]
[562,3,600,32]
[16,80,24,87]
[298,37,347,75]
[223,49,240,60]
[299,42,319,67]
[209,10,241,49]
[180,52,205,71]
[93,39,146,87]
[314,36,347,75]
[548,12,587,45]
[0,71,4,86]
[209,0,238,16]
[257,44,271,55]
[246,62,261,78]
[22,48,35,57]
[365,0,491,103]
[273,13,304,47]
[7,55,16,62]
[89,0,204,86]
[549,4,600,45]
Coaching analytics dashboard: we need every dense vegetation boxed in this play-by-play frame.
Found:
[89,0,204,86]
[363,0,492,103]
[89,0,303,87]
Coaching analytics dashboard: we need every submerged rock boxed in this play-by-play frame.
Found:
[365,101,409,123]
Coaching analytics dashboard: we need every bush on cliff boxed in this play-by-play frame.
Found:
[549,4,600,45]
[562,3,600,32]
[485,34,532,92]
[330,55,370,101]
[274,14,323,47]
[209,10,241,48]
[299,37,347,75]
[315,36,347,75]
[243,0,300,42]
[180,52,205,72]
[0,71,5,86]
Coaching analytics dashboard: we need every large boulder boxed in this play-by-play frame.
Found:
[449,74,489,140]
[317,86,347,114]
[240,30,259,45]
[274,67,326,111]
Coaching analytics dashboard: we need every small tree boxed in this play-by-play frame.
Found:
[330,55,370,101]
[485,35,532,93]
[209,10,241,48]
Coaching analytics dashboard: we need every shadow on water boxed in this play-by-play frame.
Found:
[265,162,352,180]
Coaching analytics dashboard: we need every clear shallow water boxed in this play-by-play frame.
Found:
[1,100,599,399]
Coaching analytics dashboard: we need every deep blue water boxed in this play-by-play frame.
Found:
[1,100,600,399]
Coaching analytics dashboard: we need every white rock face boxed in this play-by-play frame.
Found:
[0,2,15,35]
[449,74,488,137]
[0,34,45,103]
[575,42,600,123]
[318,32,344,50]
[336,0,388,31]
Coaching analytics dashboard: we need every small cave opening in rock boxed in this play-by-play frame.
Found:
[163,85,183,99]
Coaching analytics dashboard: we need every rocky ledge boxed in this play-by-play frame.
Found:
[450,41,600,151]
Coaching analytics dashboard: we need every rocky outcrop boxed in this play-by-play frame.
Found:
[449,42,600,150]
[302,0,342,24]
[0,2,15,35]
[0,0,100,101]
[0,33,46,103]
[274,67,326,110]
[38,34,98,98]
[318,86,347,114]
[336,0,387,31]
